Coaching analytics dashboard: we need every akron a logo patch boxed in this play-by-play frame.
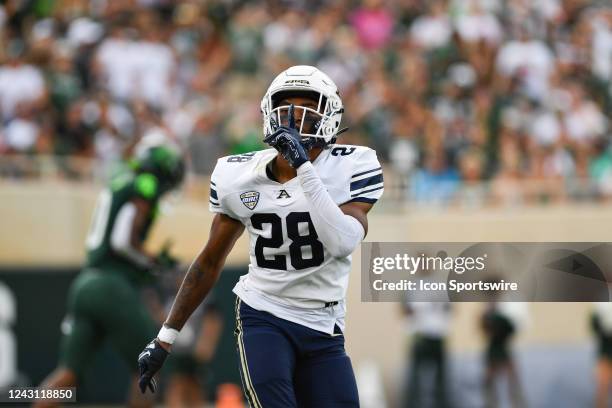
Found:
[240,191,260,210]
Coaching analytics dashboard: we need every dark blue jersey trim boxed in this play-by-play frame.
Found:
[347,197,378,204]
[350,174,384,191]
[351,167,382,179]
[350,185,384,198]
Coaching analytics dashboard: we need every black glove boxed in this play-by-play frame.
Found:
[137,339,169,394]
[264,104,309,169]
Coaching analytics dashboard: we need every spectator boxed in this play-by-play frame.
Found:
[0,0,608,208]
[495,26,555,101]
[3,115,41,153]
[455,2,503,47]
[563,82,607,147]
[350,0,395,50]
[0,40,47,122]
[410,148,460,205]
[410,1,452,50]
[588,140,612,199]
[491,139,526,206]
[456,147,488,207]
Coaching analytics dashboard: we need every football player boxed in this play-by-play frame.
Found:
[35,142,185,408]
[592,303,612,408]
[138,65,384,407]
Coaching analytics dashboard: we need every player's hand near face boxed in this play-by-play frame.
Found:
[264,104,309,169]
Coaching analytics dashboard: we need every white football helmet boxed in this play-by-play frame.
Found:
[261,65,344,146]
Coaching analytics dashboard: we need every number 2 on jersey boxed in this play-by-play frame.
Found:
[251,212,324,270]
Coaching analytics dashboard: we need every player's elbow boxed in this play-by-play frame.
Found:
[326,215,365,258]
[326,229,363,258]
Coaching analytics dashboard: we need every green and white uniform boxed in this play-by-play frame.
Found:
[60,170,162,377]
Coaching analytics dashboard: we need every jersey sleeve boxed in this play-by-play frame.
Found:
[348,148,384,204]
[209,159,224,214]
[209,181,221,213]
[208,158,238,219]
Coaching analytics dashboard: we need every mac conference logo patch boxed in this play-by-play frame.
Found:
[240,191,260,210]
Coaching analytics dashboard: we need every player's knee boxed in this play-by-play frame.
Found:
[247,378,295,408]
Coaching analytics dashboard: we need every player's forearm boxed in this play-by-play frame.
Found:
[297,162,364,257]
[163,214,243,333]
[164,255,222,331]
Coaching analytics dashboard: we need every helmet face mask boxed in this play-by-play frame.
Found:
[272,92,325,135]
[262,66,343,147]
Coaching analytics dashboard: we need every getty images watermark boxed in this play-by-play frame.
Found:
[371,252,517,293]
[361,243,612,302]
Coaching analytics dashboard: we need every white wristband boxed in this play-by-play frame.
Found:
[157,325,179,344]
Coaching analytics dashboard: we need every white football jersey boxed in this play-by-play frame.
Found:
[209,145,383,333]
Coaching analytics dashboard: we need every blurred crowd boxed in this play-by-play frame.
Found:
[0,0,611,205]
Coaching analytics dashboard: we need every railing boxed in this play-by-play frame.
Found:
[0,154,608,208]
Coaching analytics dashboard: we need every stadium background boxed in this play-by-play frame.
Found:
[0,0,610,407]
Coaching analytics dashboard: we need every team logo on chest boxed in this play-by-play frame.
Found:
[277,189,291,199]
[240,191,260,210]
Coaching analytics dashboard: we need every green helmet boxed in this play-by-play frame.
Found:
[133,145,185,194]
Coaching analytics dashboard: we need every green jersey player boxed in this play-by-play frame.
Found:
[35,143,185,408]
